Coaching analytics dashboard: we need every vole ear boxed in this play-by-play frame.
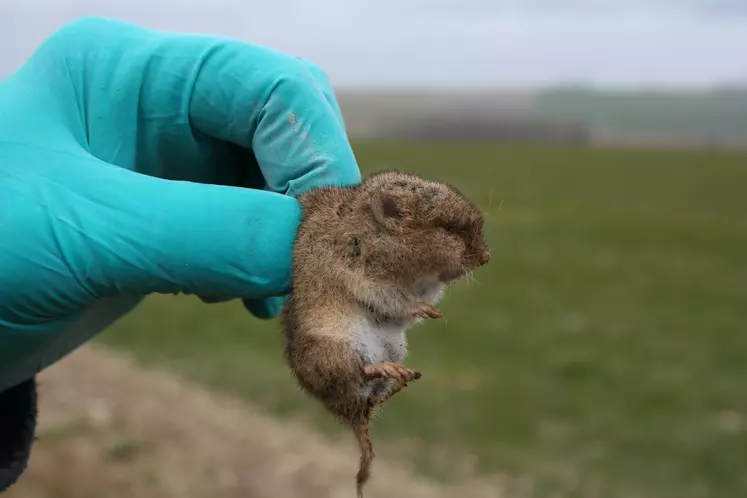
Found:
[367,192,402,226]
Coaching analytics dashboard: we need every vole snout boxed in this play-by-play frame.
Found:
[463,240,491,270]
[476,248,491,266]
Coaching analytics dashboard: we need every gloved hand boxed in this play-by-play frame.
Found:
[0,16,362,393]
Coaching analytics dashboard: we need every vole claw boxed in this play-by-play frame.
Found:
[367,366,424,407]
[363,362,421,383]
[413,302,444,319]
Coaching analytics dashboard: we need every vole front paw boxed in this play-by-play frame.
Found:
[413,302,444,320]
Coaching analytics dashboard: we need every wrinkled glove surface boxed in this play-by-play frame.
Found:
[0,16,361,394]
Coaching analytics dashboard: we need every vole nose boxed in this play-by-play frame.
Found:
[477,250,491,266]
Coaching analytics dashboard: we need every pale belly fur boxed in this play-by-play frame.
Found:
[350,280,445,397]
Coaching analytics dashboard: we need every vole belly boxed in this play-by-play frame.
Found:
[350,315,408,398]
[352,316,408,365]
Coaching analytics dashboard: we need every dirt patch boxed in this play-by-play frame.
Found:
[4,344,504,498]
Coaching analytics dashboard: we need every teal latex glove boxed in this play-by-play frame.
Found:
[0,17,362,393]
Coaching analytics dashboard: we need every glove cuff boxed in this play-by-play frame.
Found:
[0,377,37,493]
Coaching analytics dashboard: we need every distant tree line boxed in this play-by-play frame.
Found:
[346,109,591,145]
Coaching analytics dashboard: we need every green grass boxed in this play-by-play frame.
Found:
[99,142,747,498]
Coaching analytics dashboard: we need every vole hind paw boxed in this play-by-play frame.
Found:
[373,371,423,406]
[363,362,421,383]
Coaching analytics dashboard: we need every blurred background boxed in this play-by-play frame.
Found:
[2,2,746,498]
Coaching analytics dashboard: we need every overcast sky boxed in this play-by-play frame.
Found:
[0,0,744,88]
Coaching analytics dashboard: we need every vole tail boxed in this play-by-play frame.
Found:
[354,421,374,498]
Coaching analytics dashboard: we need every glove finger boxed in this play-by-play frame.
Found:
[197,295,236,304]
[199,58,338,318]
[195,295,284,320]
[183,31,362,199]
[242,296,287,320]
[1,150,299,303]
[295,57,348,132]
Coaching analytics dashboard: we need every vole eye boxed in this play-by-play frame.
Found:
[347,237,361,258]
[437,220,461,234]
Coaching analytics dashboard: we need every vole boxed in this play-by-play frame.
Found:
[281,170,491,497]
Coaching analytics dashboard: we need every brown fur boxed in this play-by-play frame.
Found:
[281,171,490,497]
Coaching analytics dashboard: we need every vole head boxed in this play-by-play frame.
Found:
[337,171,491,286]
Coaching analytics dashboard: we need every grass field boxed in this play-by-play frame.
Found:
[98,141,747,498]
